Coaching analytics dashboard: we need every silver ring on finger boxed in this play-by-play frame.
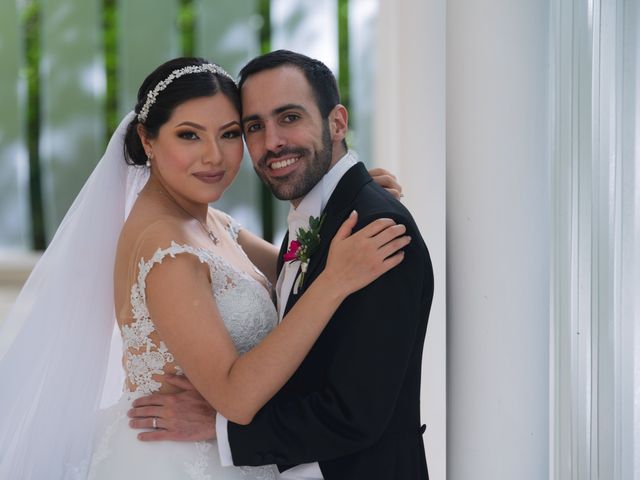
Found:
[152,417,158,429]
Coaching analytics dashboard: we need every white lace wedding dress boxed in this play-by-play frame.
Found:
[88,218,279,480]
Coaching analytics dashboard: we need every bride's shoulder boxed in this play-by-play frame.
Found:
[120,215,192,261]
[207,206,232,224]
[208,207,242,239]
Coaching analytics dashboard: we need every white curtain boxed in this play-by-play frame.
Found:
[551,0,640,478]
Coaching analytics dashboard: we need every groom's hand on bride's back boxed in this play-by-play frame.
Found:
[128,374,217,442]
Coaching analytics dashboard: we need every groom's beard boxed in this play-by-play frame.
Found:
[253,122,333,202]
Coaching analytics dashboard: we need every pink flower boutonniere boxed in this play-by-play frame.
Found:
[283,214,326,294]
[282,240,301,262]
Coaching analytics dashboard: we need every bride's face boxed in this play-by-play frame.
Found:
[145,94,244,205]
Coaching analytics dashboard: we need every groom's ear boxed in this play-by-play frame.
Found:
[328,104,348,145]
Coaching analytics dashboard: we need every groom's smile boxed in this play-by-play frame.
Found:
[268,154,301,172]
[263,148,307,176]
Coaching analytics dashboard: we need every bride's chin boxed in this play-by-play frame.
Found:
[183,187,225,205]
[202,191,224,204]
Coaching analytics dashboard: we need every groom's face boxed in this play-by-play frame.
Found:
[240,66,334,205]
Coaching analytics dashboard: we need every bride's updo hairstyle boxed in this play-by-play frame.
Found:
[124,57,240,165]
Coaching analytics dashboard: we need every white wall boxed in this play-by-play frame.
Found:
[447,0,550,479]
[376,0,551,478]
[375,1,447,479]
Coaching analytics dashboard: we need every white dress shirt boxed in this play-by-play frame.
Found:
[217,152,360,479]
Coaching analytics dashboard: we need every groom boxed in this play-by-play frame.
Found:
[131,50,433,479]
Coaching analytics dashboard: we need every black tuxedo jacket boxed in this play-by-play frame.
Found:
[228,163,433,479]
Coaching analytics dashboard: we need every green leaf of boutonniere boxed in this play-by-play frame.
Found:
[291,213,326,293]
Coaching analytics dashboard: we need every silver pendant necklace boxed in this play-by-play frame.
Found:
[142,188,219,245]
[175,204,220,246]
[203,227,219,245]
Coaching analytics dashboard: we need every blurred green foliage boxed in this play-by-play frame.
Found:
[23,0,44,249]
[21,0,350,248]
[258,0,274,242]
[178,0,195,57]
[337,0,350,115]
[103,0,117,139]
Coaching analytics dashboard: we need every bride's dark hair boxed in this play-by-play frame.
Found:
[124,57,240,166]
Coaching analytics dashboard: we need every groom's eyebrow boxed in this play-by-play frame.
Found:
[242,113,261,125]
[242,103,307,125]
[273,103,306,115]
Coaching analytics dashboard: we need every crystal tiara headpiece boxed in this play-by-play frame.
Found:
[137,64,235,123]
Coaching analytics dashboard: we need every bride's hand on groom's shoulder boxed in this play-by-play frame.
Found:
[128,375,217,442]
[322,211,411,296]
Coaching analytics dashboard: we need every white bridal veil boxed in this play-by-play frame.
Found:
[0,112,148,479]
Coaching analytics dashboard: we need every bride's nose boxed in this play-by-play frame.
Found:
[202,138,223,165]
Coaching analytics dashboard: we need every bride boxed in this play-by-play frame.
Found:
[0,57,408,479]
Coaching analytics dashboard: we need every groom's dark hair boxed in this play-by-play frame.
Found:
[239,50,346,149]
[238,50,341,119]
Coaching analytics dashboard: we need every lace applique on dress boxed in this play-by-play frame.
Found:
[123,241,278,395]
[239,466,279,479]
[222,213,272,291]
[89,407,126,468]
[224,213,242,242]
[183,441,213,480]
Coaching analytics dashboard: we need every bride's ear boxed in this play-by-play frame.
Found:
[136,124,153,153]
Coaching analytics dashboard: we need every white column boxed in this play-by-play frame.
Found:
[447,1,550,479]
[375,1,446,479]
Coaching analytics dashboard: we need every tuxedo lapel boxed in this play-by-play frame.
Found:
[277,232,289,277]
[283,163,373,314]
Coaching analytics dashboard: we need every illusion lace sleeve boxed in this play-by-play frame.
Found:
[123,241,277,396]
[123,242,211,394]
[223,212,242,242]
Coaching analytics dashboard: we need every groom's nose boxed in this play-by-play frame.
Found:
[264,123,286,153]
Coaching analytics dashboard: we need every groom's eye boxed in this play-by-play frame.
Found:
[245,123,262,134]
[282,113,300,124]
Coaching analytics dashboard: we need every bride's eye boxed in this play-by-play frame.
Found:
[177,130,199,140]
[222,129,242,139]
